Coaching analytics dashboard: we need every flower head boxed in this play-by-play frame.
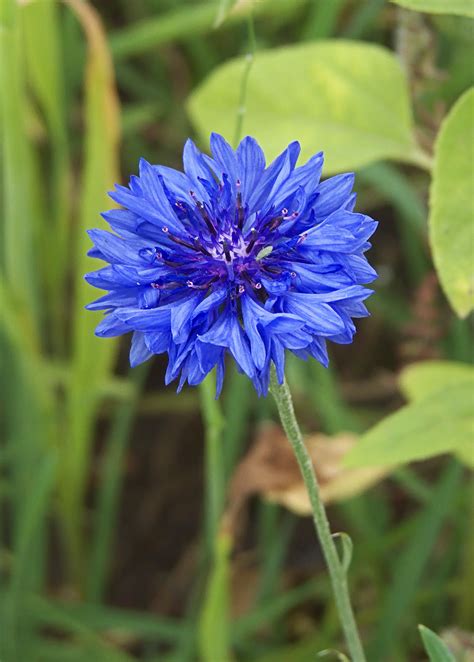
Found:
[86,134,377,395]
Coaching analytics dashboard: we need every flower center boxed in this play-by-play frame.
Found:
[143,187,299,301]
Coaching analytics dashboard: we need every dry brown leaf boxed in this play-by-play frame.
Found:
[441,628,474,661]
[224,423,388,530]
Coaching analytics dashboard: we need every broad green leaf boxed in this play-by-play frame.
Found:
[455,442,474,468]
[400,361,474,468]
[418,625,457,662]
[188,41,427,174]
[400,360,474,402]
[344,383,473,468]
[390,0,474,18]
[429,88,474,317]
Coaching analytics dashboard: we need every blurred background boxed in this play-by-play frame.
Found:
[0,0,473,660]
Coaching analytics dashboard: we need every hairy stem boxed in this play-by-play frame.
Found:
[269,368,366,661]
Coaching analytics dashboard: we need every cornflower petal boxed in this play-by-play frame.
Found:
[86,134,377,395]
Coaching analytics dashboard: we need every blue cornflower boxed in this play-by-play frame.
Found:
[86,134,377,395]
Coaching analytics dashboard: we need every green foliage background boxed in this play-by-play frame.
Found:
[0,0,472,660]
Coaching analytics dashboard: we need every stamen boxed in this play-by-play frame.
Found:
[194,198,217,236]
[236,191,245,229]
[188,277,219,290]
[222,240,232,263]
[268,216,283,231]
[263,265,282,275]
[245,228,258,254]
[193,237,212,256]
[167,232,196,251]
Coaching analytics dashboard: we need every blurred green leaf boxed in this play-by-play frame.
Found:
[390,0,474,18]
[23,598,134,662]
[233,578,325,642]
[429,87,474,317]
[199,533,232,662]
[418,625,457,661]
[22,0,64,139]
[87,365,148,603]
[400,360,474,402]
[109,0,308,59]
[402,361,474,468]
[317,650,350,661]
[0,0,39,321]
[63,0,121,583]
[29,595,185,643]
[188,41,429,174]
[344,382,473,468]
[367,461,462,658]
[214,0,235,27]
[22,0,70,348]
[3,454,57,660]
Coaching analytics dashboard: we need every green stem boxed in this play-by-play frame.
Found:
[269,368,366,662]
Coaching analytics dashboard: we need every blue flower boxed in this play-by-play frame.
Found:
[86,134,377,395]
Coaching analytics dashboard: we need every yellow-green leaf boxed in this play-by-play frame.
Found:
[429,88,474,317]
[400,360,474,402]
[188,41,426,174]
[344,383,473,468]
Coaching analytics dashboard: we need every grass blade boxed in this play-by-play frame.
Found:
[87,364,149,603]
[0,0,38,322]
[22,0,70,351]
[1,454,57,661]
[63,0,121,585]
[109,0,309,59]
[367,460,463,659]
